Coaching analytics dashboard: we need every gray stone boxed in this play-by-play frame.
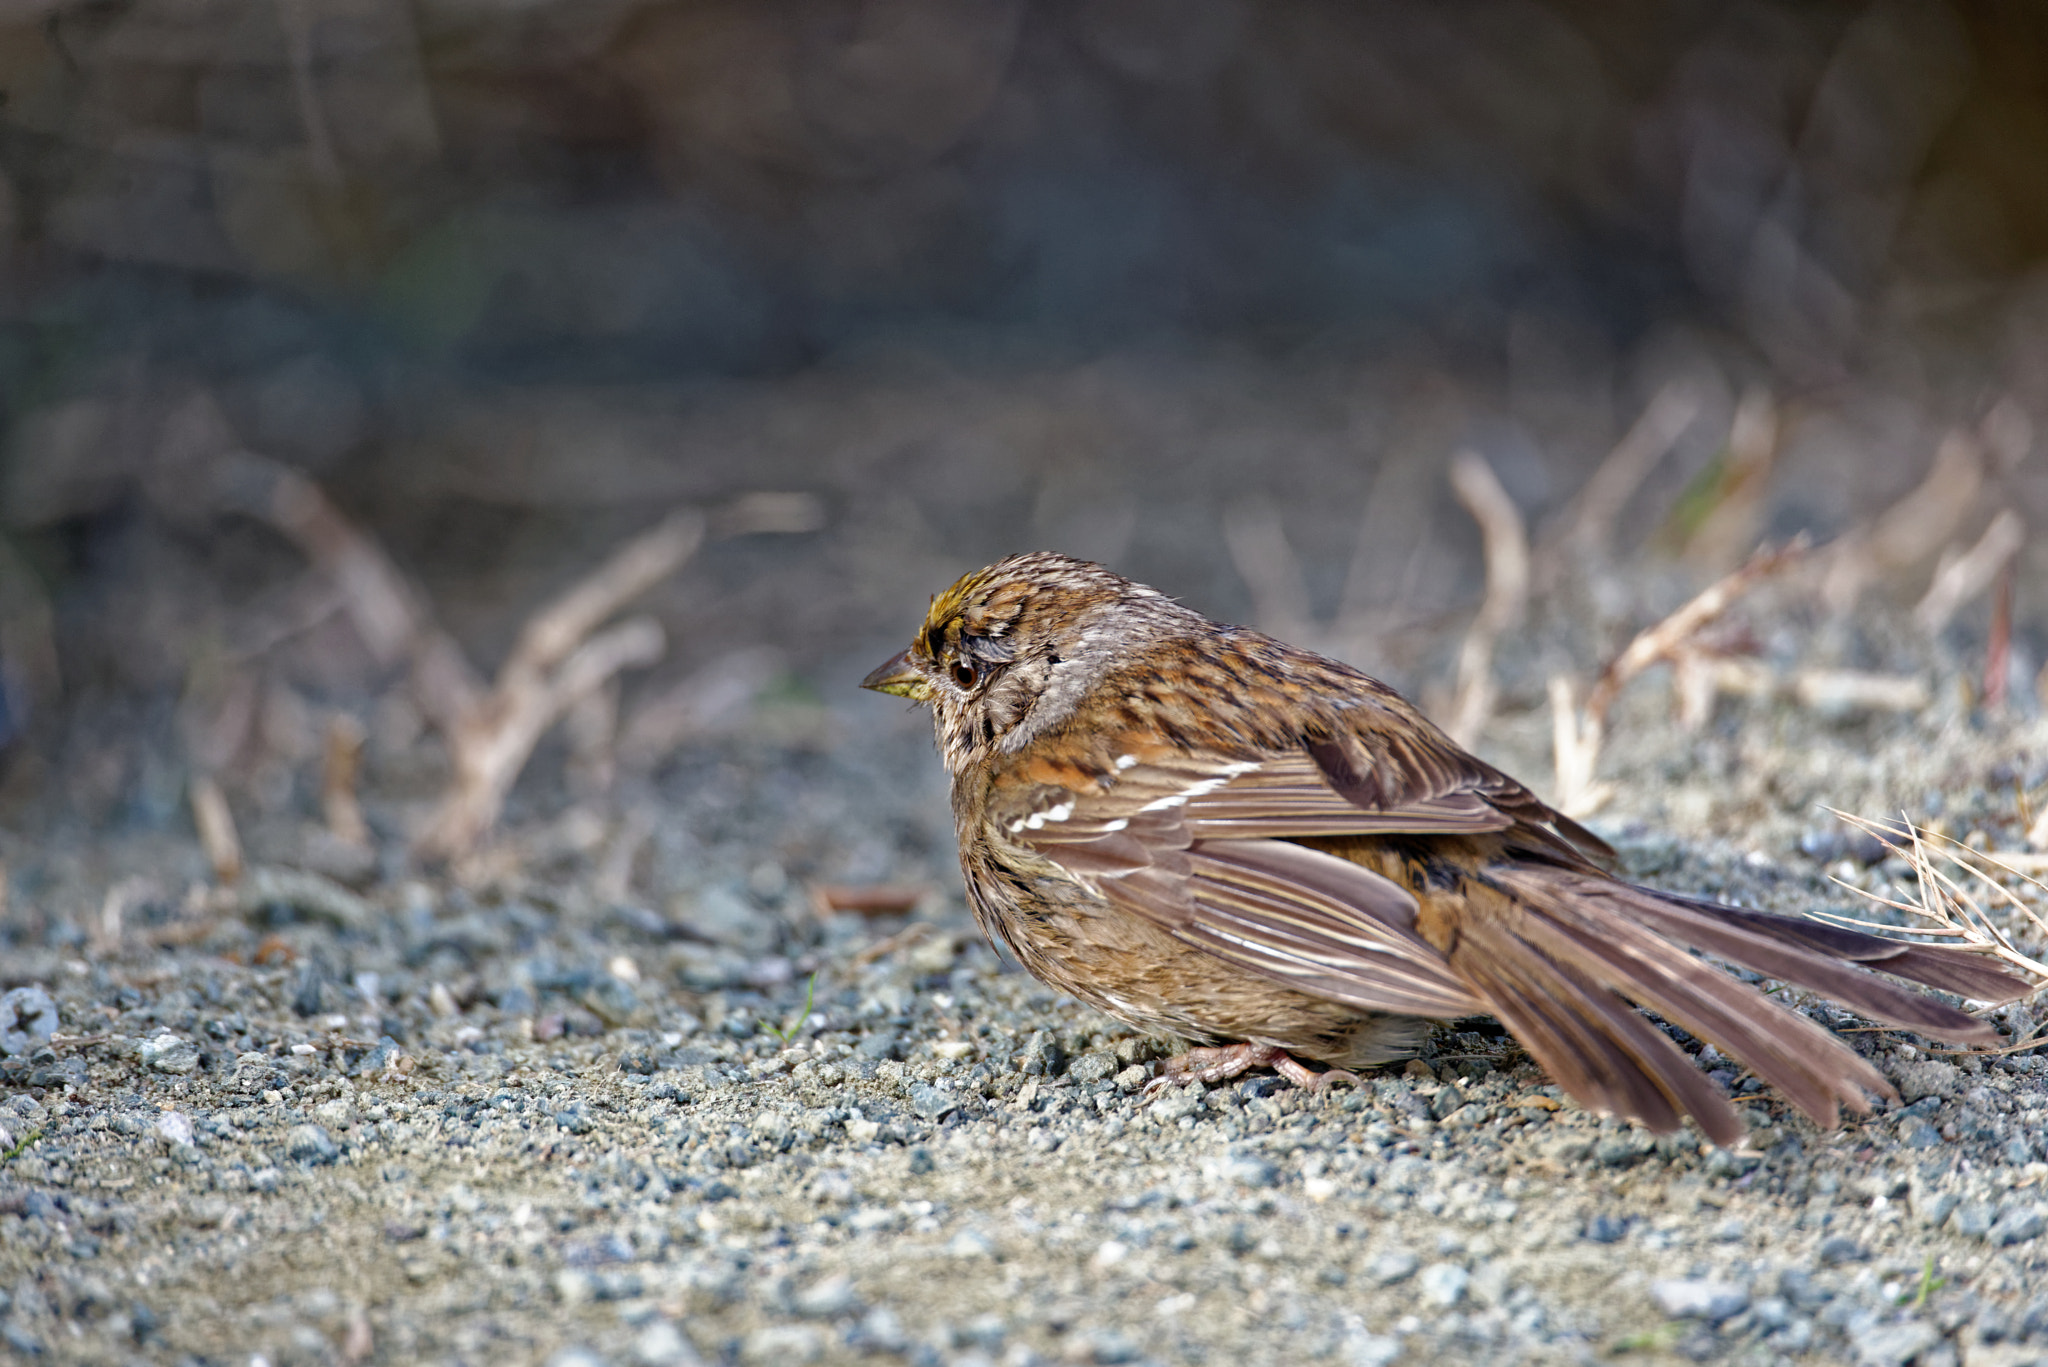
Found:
[632,1320,704,1367]
[1013,1031,1061,1076]
[1341,1337,1403,1367]
[1148,1085,1203,1122]
[1848,1318,1938,1367]
[1068,1051,1117,1085]
[906,1083,956,1121]
[1949,1202,1995,1239]
[1898,1118,1944,1149]
[1989,1205,2045,1247]
[286,1124,339,1164]
[741,1325,822,1364]
[1583,1213,1629,1243]
[140,1033,200,1075]
[792,1274,861,1318]
[0,986,58,1057]
[1365,1251,1419,1286]
[1895,1061,1960,1104]
[1219,1154,1280,1188]
[1419,1263,1468,1307]
[1068,1327,1139,1363]
[677,884,777,955]
[1818,1235,1868,1265]
[1595,1134,1654,1167]
[312,1098,356,1131]
[1910,1188,1958,1228]
[1651,1278,1750,1322]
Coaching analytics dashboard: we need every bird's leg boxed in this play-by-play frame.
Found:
[1147,1041,1359,1093]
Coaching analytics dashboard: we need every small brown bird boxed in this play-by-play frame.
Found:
[863,552,2030,1144]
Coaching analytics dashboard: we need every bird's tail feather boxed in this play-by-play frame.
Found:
[1448,867,2028,1144]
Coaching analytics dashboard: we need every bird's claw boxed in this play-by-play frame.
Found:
[1143,1041,1359,1095]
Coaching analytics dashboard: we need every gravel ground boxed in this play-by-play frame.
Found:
[3,660,2048,1367]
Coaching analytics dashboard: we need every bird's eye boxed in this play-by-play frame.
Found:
[950,660,978,688]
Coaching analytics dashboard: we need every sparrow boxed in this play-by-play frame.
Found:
[862,552,2030,1144]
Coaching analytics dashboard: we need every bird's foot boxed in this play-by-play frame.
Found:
[1146,1041,1359,1094]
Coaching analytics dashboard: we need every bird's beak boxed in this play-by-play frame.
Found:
[861,649,932,701]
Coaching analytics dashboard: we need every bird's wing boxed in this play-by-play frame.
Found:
[992,749,1483,1018]
[1301,693,1614,865]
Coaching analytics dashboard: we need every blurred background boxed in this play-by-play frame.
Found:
[1,0,2047,859]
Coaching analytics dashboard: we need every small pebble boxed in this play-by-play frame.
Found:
[0,986,58,1057]
[1366,1251,1419,1286]
[286,1124,340,1165]
[1418,1263,1468,1307]
[140,1033,200,1075]
[1651,1279,1749,1322]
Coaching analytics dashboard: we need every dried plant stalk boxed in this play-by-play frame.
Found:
[1584,539,1808,723]
[1682,387,1779,573]
[1550,539,1807,817]
[1985,561,2015,710]
[1913,508,2025,635]
[420,617,668,859]
[502,510,703,690]
[1547,674,1612,818]
[1822,432,1986,612]
[1445,451,1528,748]
[190,776,244,884]
[1547,382,1701,570]
[212,444,710,859]
[214,452,447,677]
[1819,810,2048,991]
[321,714,370,847]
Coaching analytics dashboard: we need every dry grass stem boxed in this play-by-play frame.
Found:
[418,511,704,854]
[420,617,668,859]
[503,510,703,691]
[216,452,443,673]
[1913,508,2025,635]
[1981,395,2036,474]
[190,775,244,884]
[1819,810,2048,991]
[321,714,370,847]
[1682,387,1779,572]
[1822,432,1986,612]
[1788,670,1929,715]
[1584,538,1809,724]
[1671,658,1929,725]
[1544,383,1701,572]
[2029,786,2048,854]
[1547,674,1612,818]
[1986,561,2016,710]
[1445,451,1529,748]
[215,446,712,858]
[276,0,345,189]
[850,921,938,966]
[226,578,348,664]
[1549,540,1807,816]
